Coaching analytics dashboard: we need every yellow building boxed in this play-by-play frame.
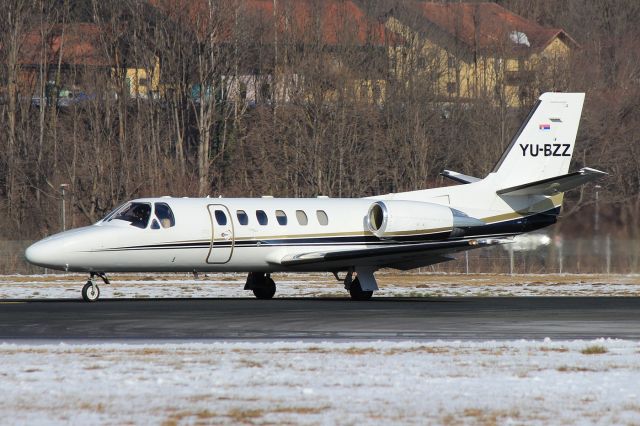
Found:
[124,56,162,99]
[386,2,578,107]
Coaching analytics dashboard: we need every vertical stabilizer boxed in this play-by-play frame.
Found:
[491,93,585,187]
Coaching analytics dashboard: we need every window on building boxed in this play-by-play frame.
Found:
[237,210,249,225]
[373,82,382,103]
[260,82,271,103]
[296,210,308,225]
[256,210,268,225]
[275,210,287,225]
[316,210,329,226]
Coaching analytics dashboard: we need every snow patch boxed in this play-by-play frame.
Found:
[0,340,639,425]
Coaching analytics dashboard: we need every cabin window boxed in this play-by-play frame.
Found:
[296,210,308,225]
[237,210,249,225]
[111,202,151,229]
[275,210,287,225]
[151,219,160,229]
[154,203,175,228]
[316,210,329,226]
[214,210,227,226]
[256,210,268,225]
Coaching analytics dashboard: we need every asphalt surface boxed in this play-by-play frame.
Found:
[0,297,639,340]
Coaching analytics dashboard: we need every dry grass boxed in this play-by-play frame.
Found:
[385,346,452,355]
[272,406,328,415]
[83,364,104,371]
[539,347,569,353]
[238,359,264,368]
[162,409,219,426]
[556,365,597,372]
[459,408,522,426]
[581,345,608,355]
[77,402,107,413]
[343,347,377,355]
[226,408,264,422]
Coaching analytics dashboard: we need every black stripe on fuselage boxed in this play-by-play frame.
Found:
[96,207,560,252]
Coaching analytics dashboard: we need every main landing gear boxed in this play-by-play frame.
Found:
[245,272,276,299]
[82,272,109,302]
[348,277,374,301]
[336,269,375,301]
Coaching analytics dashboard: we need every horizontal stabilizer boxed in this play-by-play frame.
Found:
[497,167,606,196]
[441,170,481,184]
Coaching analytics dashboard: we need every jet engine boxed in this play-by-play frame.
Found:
[366,200,453,238]
[366,200,485,238]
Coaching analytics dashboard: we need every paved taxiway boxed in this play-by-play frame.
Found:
[0,297,639,340]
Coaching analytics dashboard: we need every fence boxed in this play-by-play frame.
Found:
[3,236,639,275]
[429,236,639,275]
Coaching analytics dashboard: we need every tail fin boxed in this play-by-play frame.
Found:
[491,92,585,188]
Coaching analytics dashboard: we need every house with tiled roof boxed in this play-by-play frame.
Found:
[13,23,160,101]
[385,2,578,106]
[147,0,398,104]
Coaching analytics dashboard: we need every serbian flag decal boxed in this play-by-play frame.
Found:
[539,123,551,130]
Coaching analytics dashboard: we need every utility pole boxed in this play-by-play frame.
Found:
[60,184,68,231]
[594,185,601,233]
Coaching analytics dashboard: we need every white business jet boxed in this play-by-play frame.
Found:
[25,93,605,302]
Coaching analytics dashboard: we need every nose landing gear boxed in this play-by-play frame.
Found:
[82,272,110,302]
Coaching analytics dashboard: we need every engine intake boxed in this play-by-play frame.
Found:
[366,200,455,238]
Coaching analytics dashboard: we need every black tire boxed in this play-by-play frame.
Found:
[349,277,373,301]
[253,277,276,299]
[81,281,100,302]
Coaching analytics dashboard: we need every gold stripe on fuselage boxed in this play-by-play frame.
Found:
[161,195,562,245]
[482,194,563,224]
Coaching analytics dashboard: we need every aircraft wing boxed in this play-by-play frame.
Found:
[276,238,505,270]
[497,167,606,196]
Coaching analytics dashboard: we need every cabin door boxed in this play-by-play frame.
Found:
[206,204,235,264]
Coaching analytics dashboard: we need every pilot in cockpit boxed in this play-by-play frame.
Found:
[131,204,151,228]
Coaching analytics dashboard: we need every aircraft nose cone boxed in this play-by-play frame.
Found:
[25,240,63,269]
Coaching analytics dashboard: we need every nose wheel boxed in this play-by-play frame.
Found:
[82,281,100,302]
[81,273,109,302]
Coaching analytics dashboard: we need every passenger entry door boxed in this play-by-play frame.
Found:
[206,204,234,264]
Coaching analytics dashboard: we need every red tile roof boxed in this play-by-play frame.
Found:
[244,0,391,45]
[19,23,111,67]
[148,0,399,46]
[413,2,577,55]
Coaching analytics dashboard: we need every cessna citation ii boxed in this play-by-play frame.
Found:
[26,92,605,302]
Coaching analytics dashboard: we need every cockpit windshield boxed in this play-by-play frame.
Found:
[100,203,125,223]
[109,202,151,229]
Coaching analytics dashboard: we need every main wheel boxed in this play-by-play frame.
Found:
[349,277,373,301]
[82,281,100,302]
[252,277,276,300]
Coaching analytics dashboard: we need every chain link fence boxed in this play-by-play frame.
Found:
[430,235,639,275]
[3,235,638,275]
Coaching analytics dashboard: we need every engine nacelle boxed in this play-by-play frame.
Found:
[366,200,454,238]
